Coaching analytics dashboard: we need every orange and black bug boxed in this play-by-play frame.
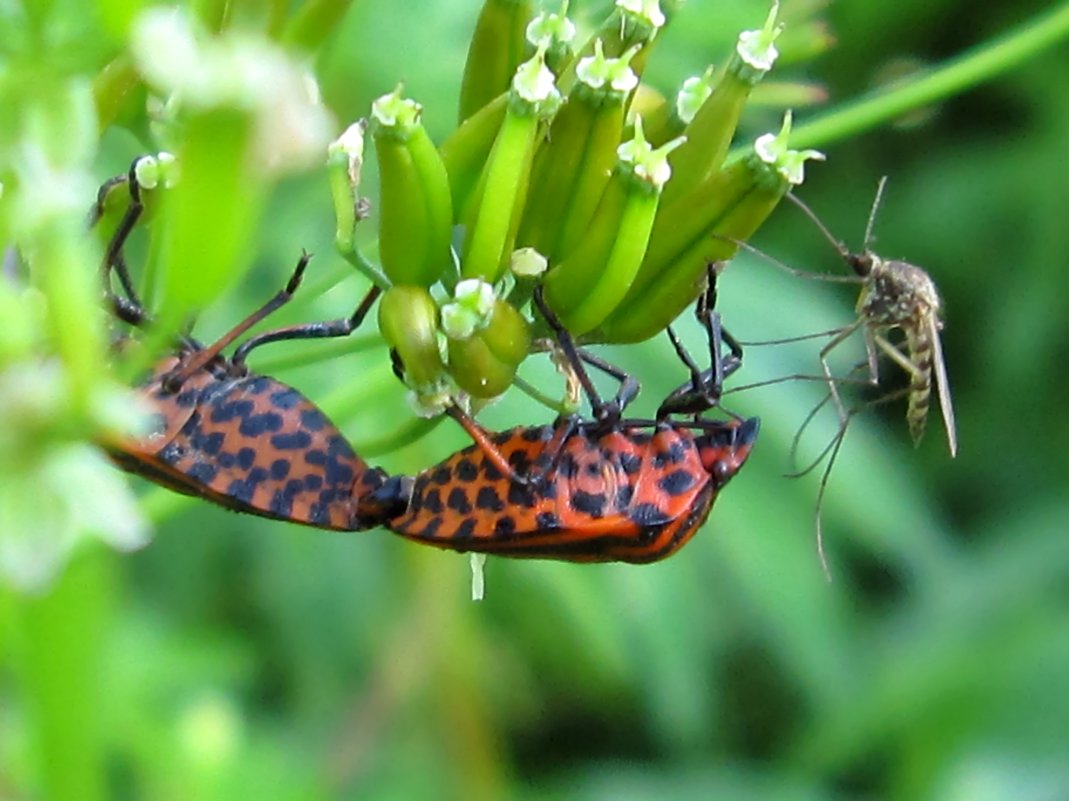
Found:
[378,281,759,563]
[93,165,400,530]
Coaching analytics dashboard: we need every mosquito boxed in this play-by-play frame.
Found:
[788,176,957,459]
[724,178,958,575]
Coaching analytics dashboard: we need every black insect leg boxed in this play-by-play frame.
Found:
[231,283,384,366]
[532,286,639,428]
[163,252,312,389]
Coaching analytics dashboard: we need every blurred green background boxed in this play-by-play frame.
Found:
[3,1,1069,799]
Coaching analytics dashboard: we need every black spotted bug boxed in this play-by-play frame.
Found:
[92,162,403,530]
[375,277,759,563]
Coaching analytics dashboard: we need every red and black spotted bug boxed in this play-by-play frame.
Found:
[93,166,401,530]
[377,281,759,563]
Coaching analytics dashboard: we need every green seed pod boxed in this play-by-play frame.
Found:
[598,188,782,344]
[442,289,529,398]
[447,334,520,398]
[458,0,535,123]
[482,298,531,365]
[377,285,446,389]
[662,3,783,205]
[461,49,560,283]
[542,121,683,337]
[439,92,508,222]
[372,88,454,287]
[327,121,365,255]
[556,0,669,94]
[597,113,824,343]
[527,40,640,262]
[628,82,671,144]
[629,155,757,299]
[526,4,577,74]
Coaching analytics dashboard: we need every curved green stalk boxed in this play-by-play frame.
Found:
[361,415,446,458]
[766,1,1069,152]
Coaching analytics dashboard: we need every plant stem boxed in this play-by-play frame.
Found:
[788,1,1069,149]
[341,246,391,290]
[361,415,445,458]
[13,548,114,801]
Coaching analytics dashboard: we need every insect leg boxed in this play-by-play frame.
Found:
[445,405,529,486]
[231,284,384,366]
[818,318,865,434]
[533,285,628,427]
[163,252,312,388]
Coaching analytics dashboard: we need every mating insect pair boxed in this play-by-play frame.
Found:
[94,162,757,564]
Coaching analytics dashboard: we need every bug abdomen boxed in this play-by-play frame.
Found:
[905,326,934,446]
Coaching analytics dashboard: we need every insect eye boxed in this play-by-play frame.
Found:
[849,253,873,277]
[161,372,183,394]
[712,460,732,485]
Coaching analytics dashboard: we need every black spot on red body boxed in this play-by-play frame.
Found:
[494,516,517,536]
[422,488,445,514]
[187,462,218,483]
[535,511,561,529]
[571,490,607,516]
[175,389,199,408]
[210,398,254,424]
[239,411,284,437]
[476,486,505,511]
[272,430,313,450]
[245,377,272,395]
[269,387,301,408]
[630,502,670,527]
[507,481,536,508]
[522,426,552,443]
[658,469,696,496]
[300,408,328,431]
[456,459,478,483]
[237,448,256,470]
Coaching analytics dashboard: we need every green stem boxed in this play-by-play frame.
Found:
[14,548,114,801]
[282,0,356,51]
[789,1,1069,150]
[341,245,391,290]
[513,375,571,415]
[360,415,445,459]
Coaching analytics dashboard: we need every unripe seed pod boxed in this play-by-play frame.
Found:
[372,88,454,288]
[597,112,824,343]
[459,0,536,123]
[663,3,783,205]
[377,285,446,388]
[461,49,561,283]
[482,298,531,365]
[447,334,520,398]
[439,93,508,222]
[542,120,683,337]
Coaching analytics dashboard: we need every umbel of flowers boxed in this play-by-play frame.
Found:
[354,0,824,415]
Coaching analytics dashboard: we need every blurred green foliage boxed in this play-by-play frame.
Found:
[2,1,1069,800]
